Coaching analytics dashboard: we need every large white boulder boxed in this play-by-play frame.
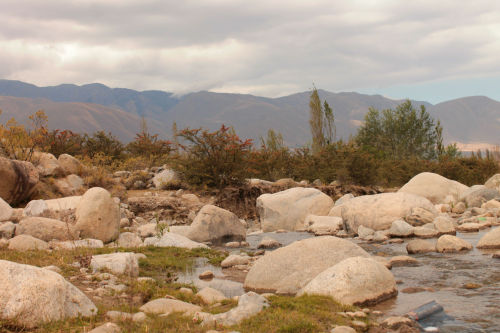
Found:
[75,188,120,243]
[398,172,468,204]
[257,187,334,232]
[341,192,437,232]
[243,236,370,295]
[0,260,96,327]
[186,205,245,244]
[15,217,76,241]
[299,256,397,306]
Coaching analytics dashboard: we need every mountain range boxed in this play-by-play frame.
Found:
[0,79,499,149]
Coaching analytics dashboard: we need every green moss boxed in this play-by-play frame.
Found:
[233,295,362,333]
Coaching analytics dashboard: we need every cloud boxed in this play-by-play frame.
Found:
[1,0,500,100]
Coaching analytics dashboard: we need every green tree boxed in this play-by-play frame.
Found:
[356,100,443,159]
[309,87,324,153]
[323,101,335,144]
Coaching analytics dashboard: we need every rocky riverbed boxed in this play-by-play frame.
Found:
[1,154,500,332]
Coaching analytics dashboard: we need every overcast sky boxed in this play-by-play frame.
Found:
[1,0,500,103]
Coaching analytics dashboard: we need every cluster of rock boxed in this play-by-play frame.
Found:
[2,158,500,331]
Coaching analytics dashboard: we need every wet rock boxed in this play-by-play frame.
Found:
[433,216,456,235]
[244,236,370,295]
[144,232,208,249]
[257,237,281,249]
[406,207,437,226]
[457,223,481,232]
[382,316,416,330]
[257,187,333,232]
[398,172,468,204]
[199,270,214,280]
[299,256,397,305]
[342,193,436,232]
[0,198,13,222]
[357,225,375,239]
[477,227,500,249]
[372,231,389,242]
[196,287,227,304]
[140,298,201,316]
[389,255,419,267]
[406,239,435,254]
[0,157,39,205]
[8,234,49,251]
[221,254,250,268]
[90,252,139,277]
[492,251,500,259]
[15,217,76,241]
[0,260,96,328]
[305,215,343,235]
[389,220,414,237]
[75,187,120,243]
[413,226,439,238]
[117,232,143,247]
[463,283,481,289]
[436,235,473,253]
[186,205,246,244]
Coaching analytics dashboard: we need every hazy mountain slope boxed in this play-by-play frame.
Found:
[0,96,164,142]
[0,80,178,121]
[429,96,500,145]
[0,79,499,147]
[163,90,432,146]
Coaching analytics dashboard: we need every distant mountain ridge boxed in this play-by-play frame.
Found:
[0,79,498,147]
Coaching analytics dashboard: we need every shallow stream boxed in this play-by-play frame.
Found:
[178,230,499,332]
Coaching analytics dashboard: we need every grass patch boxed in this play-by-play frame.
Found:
[232,294,364,333]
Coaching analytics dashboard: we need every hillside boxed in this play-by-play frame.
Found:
[0,79,499,147]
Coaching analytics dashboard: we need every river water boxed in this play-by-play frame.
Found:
[178,230,499,332]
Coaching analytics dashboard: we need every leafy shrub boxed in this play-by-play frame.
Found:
[173,125,253,188]
[0,110,48,161]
